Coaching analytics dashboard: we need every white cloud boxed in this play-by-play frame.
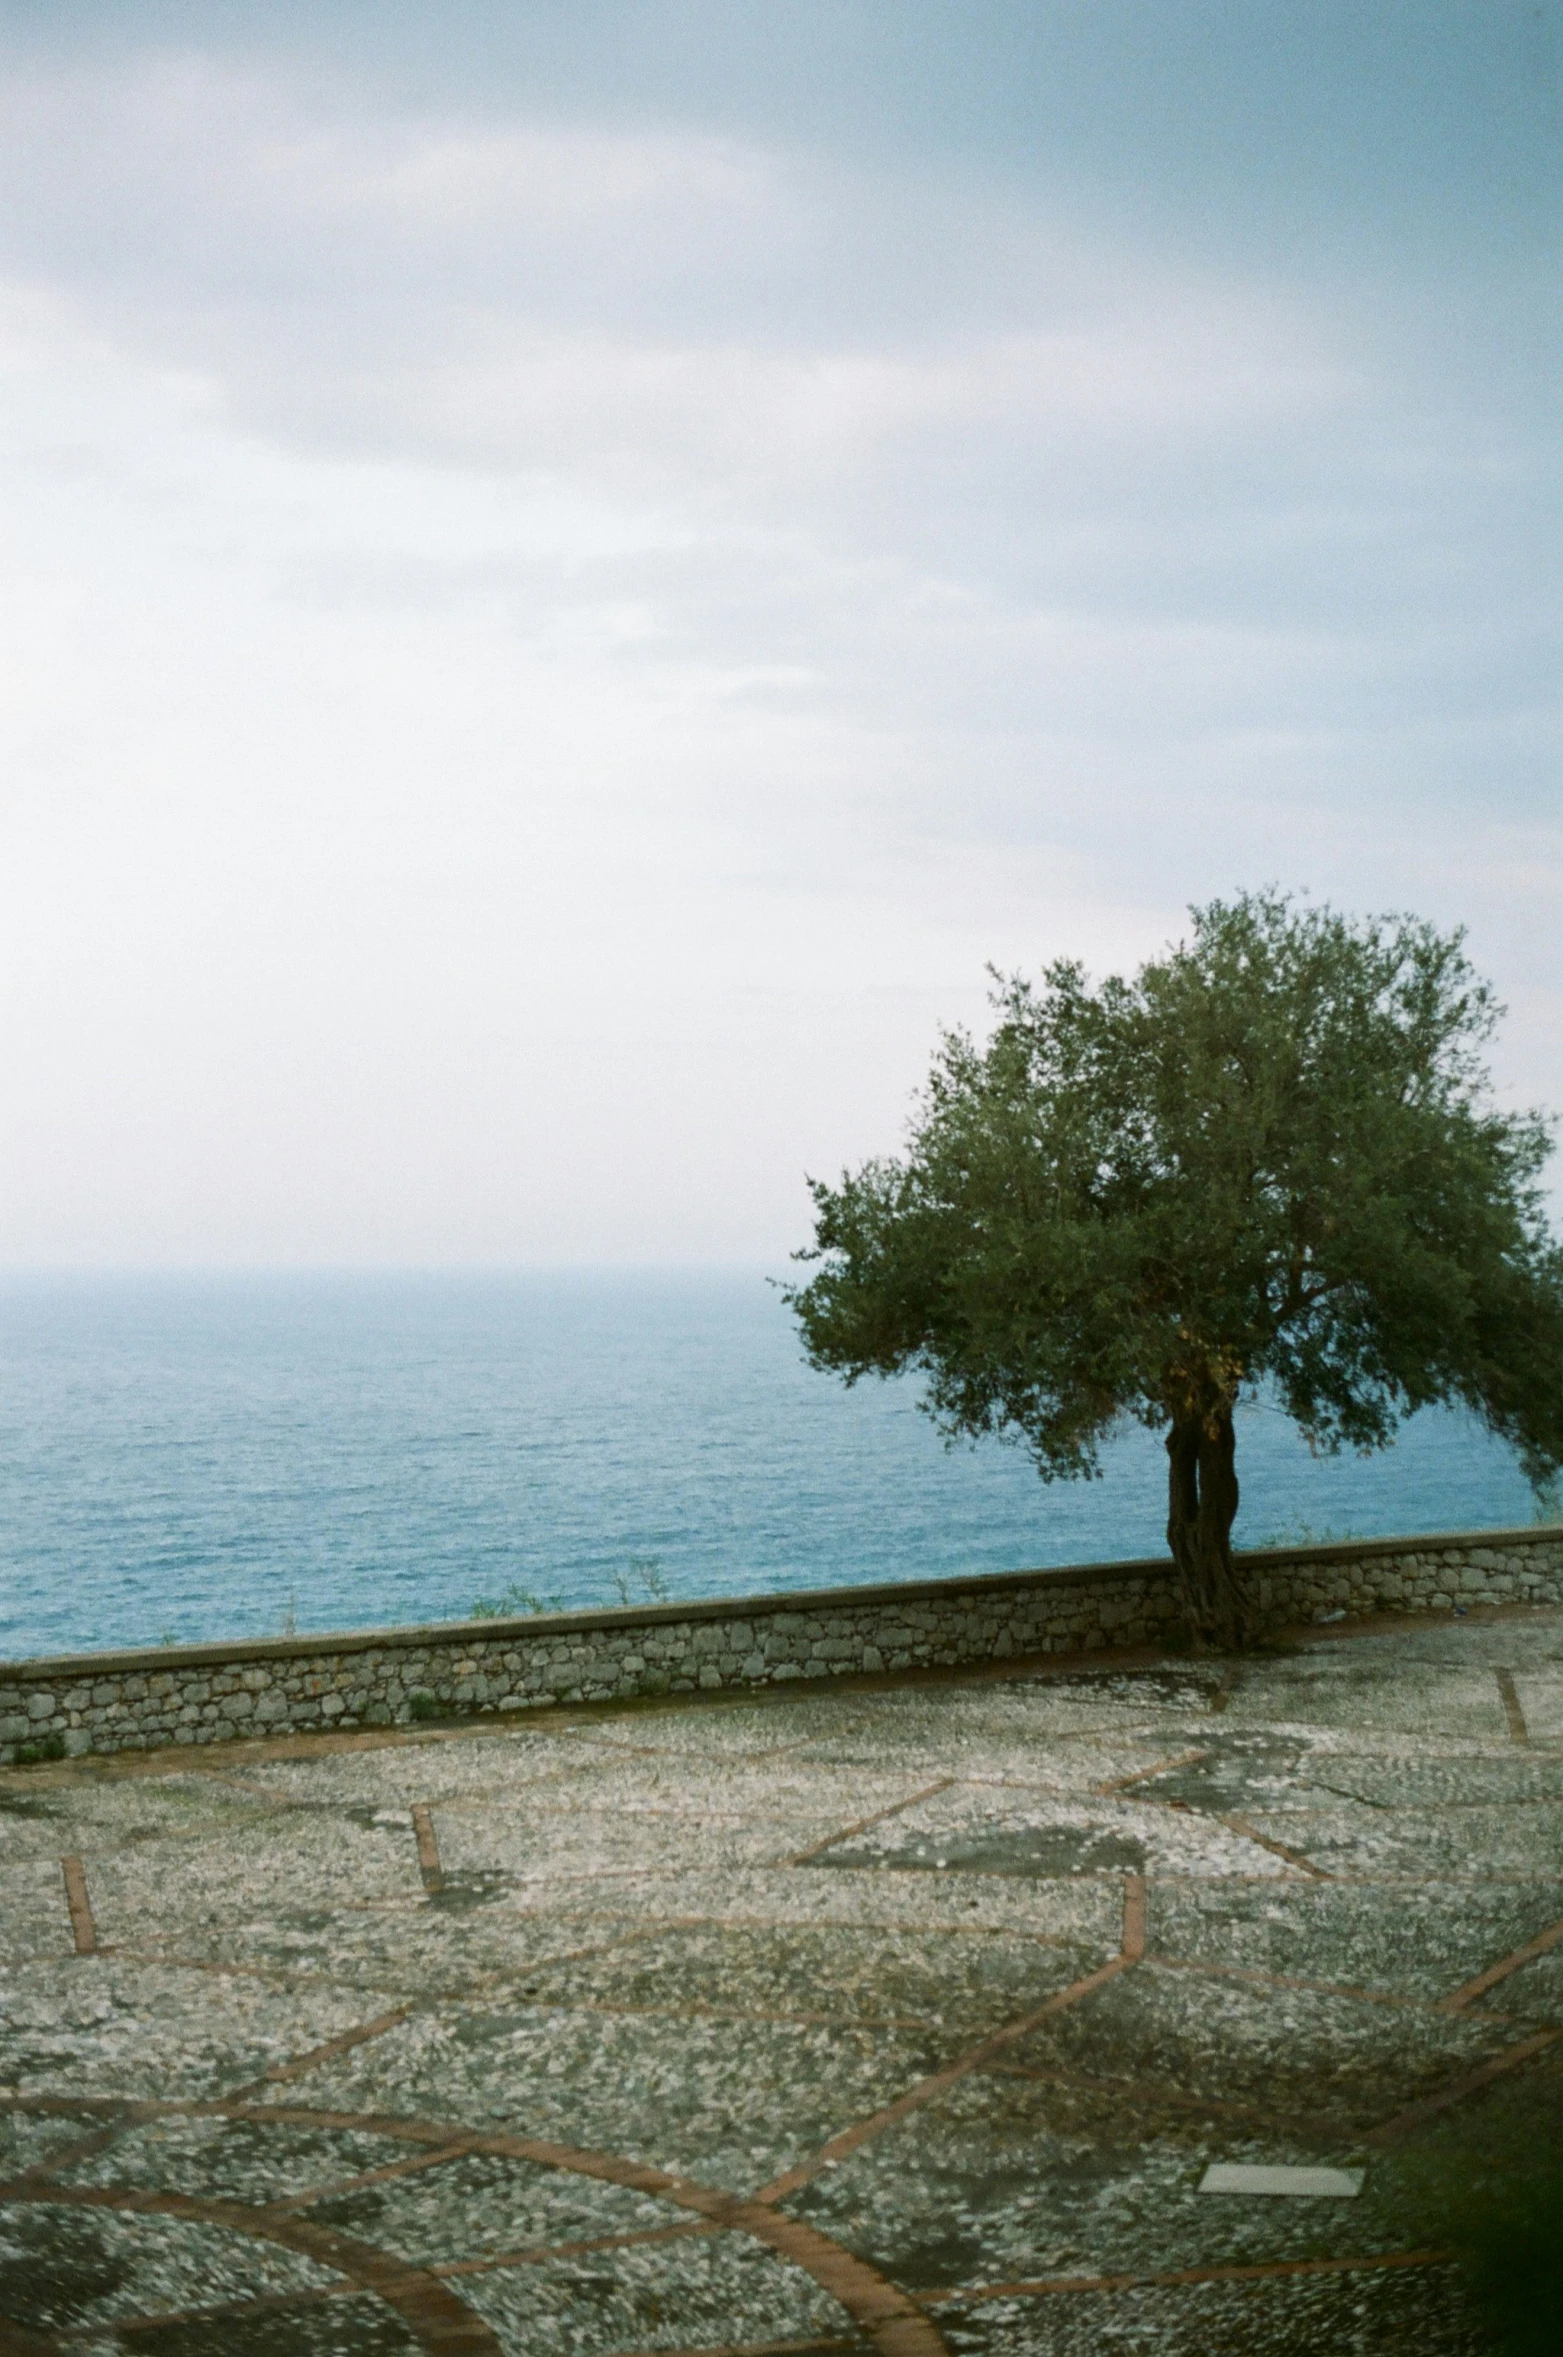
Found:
[0,58,1351,470]
[0,52,1556,1262]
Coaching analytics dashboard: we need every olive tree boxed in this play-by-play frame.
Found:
[787,893,1563,1647]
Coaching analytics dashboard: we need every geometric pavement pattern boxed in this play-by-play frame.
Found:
[2,1608,1561,2356]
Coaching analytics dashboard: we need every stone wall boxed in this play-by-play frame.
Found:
[4,1525,1561,1765]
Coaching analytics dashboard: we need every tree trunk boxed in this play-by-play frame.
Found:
[1166,1401,1249,1649]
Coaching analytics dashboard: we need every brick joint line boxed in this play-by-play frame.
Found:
[0,2181,503,2355]
[789,1778,957,1867]
[8,2117,132,2188]
[196,2103,952,2357]
[752,1873,1145,2207]
[1364,2029,1562,2143]
[412,1803,444,1894]
[1437,1913,1563,2014]
[1213,1811,1331,1878]
[60,1855,97,1956]
[982,2058,1355,2141]
[117,2278,362,2336]
[217,2005,415,2107]
[264,2137,476,2215]
[1496,1668,1530,1744]
[1151,1952,1439,2013]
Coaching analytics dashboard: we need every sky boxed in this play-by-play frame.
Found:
[1,1,1559,1266]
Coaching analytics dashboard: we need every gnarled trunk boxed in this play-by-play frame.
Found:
[1166,1399,1250,1649]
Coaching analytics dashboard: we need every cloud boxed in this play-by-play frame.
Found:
[0,44,1556,1260]
[0,58,1350,453]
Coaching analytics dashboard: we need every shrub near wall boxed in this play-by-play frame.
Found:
[3,1525,1561,1766]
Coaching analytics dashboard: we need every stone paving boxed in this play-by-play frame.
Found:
[1,1610,1561,2356]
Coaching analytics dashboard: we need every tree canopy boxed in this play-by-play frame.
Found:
[787,892,1563,1646]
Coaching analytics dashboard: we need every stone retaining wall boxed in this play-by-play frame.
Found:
[4,1525,1561,1764]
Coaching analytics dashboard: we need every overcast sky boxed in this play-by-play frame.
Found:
[2,1,1558,1266]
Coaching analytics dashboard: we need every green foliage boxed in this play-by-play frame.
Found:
[15,1731,67,1765]
[609,1558,670,1607]
[406,1690,441,1721]
[789,893,1563,1602]
[1246,1518,1360,1551]
[468,1582,562,1620]
[1456,2169,1563,2357]
[466,1559,667,1624]
[1393,2129,1563,2357]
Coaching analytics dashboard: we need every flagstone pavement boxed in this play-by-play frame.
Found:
[2,1608,1561,2356]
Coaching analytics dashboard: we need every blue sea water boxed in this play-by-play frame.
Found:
[0,1270,1544,1663]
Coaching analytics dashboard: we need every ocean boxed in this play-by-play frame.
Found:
[0,1270,1543,1663]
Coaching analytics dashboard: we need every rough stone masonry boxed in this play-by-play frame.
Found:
[3,1608,1562,2351]
[3,1525,1562,1765]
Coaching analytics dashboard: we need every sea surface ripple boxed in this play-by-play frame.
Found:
[0,1270,1542,1661]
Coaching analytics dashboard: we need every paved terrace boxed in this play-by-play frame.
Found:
[2,1610,1561,2357]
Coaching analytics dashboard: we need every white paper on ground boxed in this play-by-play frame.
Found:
[1198,2163,1364,2197]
